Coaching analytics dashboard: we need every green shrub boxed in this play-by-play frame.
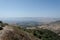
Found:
[33,29,60,40]
[24,29,60,40]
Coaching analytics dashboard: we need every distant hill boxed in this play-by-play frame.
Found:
[1,17,59,28]
[37,20,60,35]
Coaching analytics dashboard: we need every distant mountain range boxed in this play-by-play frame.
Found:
[0,17,60,27]
[1,17,60,23]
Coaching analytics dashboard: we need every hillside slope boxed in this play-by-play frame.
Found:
[37,21,60,35]
[24,29,60,40]
[0,25,40,40]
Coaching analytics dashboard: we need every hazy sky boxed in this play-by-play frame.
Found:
[0,0,60,18]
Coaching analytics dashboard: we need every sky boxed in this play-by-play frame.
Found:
[0,0,60,18]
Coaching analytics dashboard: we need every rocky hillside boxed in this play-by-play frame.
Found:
[0,25,40,40]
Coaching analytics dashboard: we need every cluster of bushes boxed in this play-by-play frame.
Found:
[24,29,60,40]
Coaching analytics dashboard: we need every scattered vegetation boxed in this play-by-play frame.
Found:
[24,29,60,40]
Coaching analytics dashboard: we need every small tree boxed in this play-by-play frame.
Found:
[0,21,3,30]
[0,21,5,27]
[0,21,3,23]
